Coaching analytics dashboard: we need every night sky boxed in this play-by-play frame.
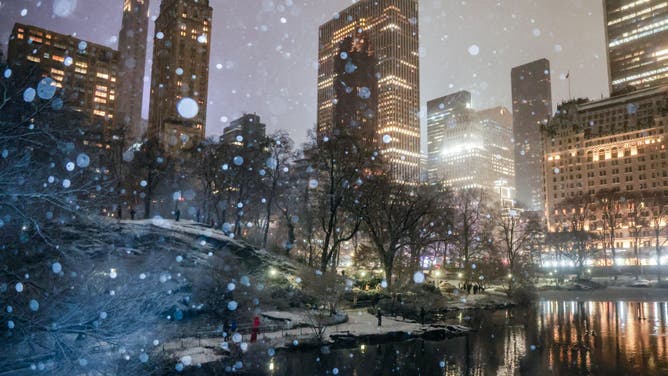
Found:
[0,0,608,149]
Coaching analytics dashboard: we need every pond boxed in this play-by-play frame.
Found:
[261,300,668,375]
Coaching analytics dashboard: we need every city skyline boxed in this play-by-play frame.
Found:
[0,0,608,148]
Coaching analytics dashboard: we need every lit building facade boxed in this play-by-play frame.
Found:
[148,0,212,151]
[511,58,553,211]
[318,0,420,183]
[116,0,150,142]
[221,113,267,147]
[427,91,472,183]
[7,24,119,142]
[604,0,668,94]
[427,91,515,203]
[542,86,668,266]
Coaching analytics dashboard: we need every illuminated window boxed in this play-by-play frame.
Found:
[96,72,110,79]
[27,56,40,63]
[93,110,106,117]
[52,55,64,62]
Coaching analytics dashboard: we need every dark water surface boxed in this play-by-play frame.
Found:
[263,300,668,375]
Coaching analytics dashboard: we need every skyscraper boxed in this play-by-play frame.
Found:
[318,0,420,183]
[427,91,515,203]
[221,113,267,148]
[116,0,150,141]
[427,91,472,183]
[147,0,212,152]
[604,0,668,94]
[331,29,378,146]
[7,23,119,142]
[511,58,552,211]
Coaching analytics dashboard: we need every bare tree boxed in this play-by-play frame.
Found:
[306,132,374,272]
[493,210,543,294]
[597,188,625,268]
[449,188,493,287]
[262,131,294,249]
[356,176,441,289]
[638,190,668,282]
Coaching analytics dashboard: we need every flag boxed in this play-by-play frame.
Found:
[565,71,570,79]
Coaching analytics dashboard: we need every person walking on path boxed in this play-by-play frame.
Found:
[130,207,136,220]
[377,308,382,327]
[175,208,181,222]
[116,205,122,221]
[251,315,260,342]
[420,307,426,326]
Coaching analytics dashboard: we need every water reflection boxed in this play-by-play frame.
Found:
[264,301,668,375]
[536,301,668,375]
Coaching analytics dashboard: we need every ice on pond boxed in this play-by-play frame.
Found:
[177,97,199,119]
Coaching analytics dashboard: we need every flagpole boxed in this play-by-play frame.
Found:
[567,71,572,100]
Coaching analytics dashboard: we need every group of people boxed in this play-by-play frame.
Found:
[222,315,261,343]
[459,282,485,295]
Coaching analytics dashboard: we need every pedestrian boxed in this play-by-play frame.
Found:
[130,207,136,220]
[467,284,472,295]
[473,285,478,295]
[231,319,237,333]
[420,306,426,326]
[250,315,260,343]
[175,208,181,222]
[377,308,382,327]
[196,209,201,223]
[223,319,230,338]
[116,205,122,221]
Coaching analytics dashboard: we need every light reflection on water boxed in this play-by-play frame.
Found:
[266,300,668,375]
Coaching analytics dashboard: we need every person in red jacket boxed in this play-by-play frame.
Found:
[250,315,260,342]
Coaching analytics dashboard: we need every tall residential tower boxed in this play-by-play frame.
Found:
[511,58,552,211]
[116,0,150,141]
[318,0,420,183]
[604,0,668,94]
[147,0,212,151]
[7,24,119,143]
